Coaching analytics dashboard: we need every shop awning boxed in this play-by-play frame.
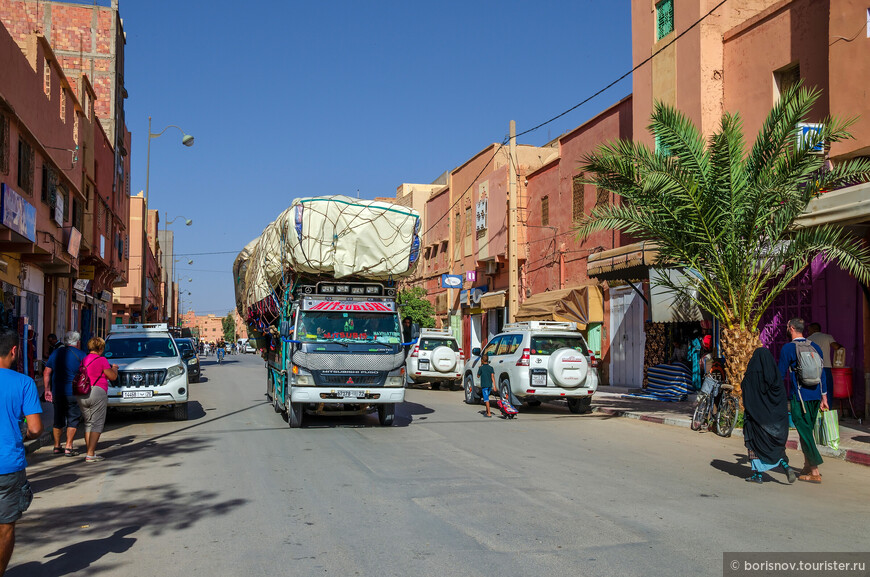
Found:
[514,286,603,328]
[587,241,659,281]
[480,290,506,310]
[795,182,870,228]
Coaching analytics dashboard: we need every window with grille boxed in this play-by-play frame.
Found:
[656,0,674,40]
[465,207,472,236]
[541,196,549,226]
[73,114,79,144]
[0,114,8,175]
[454,211,461,245]
[104,201,110,232]
[17,139,34,194]
[58,184,69,223]
[774,63,800,99]
[572,175,585,223]
[60,89,66,122]
[43,58,51,96]
[42,165,57,204]
[72,197,84,232]
[595,187,609,208]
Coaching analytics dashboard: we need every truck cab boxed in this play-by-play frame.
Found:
[267,281,406,427]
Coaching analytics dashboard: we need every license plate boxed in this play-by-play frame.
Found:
[418,359,430,370]
[122,390,153,399]
[336,390,364,399]
[531,374,547,386]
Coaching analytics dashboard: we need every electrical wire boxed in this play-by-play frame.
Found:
[514,0,730,140]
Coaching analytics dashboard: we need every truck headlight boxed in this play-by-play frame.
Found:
[166,364,185,379]
[295,375,311,386]
[188,358,198,365]
[385,376,404,387]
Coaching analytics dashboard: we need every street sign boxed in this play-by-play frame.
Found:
[441,274,463,289]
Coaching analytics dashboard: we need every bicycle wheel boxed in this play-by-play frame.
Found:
[716,394,739,437]
[691,393,710,431]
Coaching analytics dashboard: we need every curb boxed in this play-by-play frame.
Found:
[594,406,870,467]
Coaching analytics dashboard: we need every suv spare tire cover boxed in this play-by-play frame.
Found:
[548,347,588,388]
[430,345,457,373]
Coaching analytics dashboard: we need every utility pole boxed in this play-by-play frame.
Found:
[508,120,518,323]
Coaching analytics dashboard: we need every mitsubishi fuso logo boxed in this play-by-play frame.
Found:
[346,377,355,384]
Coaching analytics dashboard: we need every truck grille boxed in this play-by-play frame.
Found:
[115,370,166,388]
[316,373,383,386]
[293,350,405,372]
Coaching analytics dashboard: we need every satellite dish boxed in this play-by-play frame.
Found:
[472,289,483,304]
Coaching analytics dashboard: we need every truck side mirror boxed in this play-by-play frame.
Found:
[279,319,292,338]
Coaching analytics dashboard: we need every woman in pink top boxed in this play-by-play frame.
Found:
[77,337,118,462]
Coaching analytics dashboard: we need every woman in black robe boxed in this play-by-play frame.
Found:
[741,347,798,484]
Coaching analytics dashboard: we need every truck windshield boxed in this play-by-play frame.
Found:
[297,311,402,345]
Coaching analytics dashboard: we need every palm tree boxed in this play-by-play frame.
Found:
[576,85,870,393]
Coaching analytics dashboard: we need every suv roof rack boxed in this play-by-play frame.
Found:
[420,328,454,336]
[502,321,577,332]
[109,323,170,333]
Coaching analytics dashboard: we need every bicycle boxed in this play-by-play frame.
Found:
[691,378,740,437]
[217,348,225,365]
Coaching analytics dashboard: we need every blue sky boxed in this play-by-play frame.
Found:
[120,0,632,316]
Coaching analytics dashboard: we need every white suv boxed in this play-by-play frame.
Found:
[461,321,598,413]
[405,328,464,390]
[104,324,190,420]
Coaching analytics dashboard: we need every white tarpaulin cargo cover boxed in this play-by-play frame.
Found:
[235,196,420,315]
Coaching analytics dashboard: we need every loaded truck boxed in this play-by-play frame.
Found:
[234,196,421,427]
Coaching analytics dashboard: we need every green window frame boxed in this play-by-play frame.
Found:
[656,0,674,40]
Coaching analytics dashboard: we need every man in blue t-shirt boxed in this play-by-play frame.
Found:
[43,331,85,457]
[778,318,828,484]
[0,327,43,574]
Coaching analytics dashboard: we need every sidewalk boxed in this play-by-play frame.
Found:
[594,386,870,467]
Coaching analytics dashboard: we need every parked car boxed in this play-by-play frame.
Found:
[244,341,255,354]
[405,328,464,390]
[461,321,598,414]
[103,323,189,420]
[175,337,200,383]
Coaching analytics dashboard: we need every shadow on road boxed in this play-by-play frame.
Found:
[9,526,138,577]
[9,480,247,576]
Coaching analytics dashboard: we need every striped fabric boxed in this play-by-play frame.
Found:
[629,363,693,402]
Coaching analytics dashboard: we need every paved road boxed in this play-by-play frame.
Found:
[10,354,870,576]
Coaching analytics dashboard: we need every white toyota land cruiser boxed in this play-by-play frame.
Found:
[405,328,464,390]
[461,321,598,414]
[104,323,189,420]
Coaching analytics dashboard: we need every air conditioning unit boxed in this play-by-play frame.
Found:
[484,261,498,275]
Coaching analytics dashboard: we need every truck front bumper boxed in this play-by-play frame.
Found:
[291,387,405,404]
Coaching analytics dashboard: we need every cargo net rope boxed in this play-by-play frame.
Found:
[233,196,421,333]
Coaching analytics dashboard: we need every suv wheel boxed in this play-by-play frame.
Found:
[526,400,542,407]
[431,382,441,390]
[499,379,513,408]
[464,375,477,404]
[567,396,592,414]
[173,402,189,421]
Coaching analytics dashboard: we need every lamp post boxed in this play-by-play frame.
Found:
[164,215,192,325]
[141,117,194,321]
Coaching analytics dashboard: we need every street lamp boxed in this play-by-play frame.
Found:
[141,117,195,320]
[164,215,193,325]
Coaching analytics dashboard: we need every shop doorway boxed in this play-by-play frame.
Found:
[609,285,644,387]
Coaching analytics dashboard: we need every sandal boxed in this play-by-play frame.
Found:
[798,474,822,484]
[64,448,80,457]
[53,447,64,455]
[85,455,105,463]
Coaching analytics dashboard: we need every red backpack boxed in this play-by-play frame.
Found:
[72,356,98,396]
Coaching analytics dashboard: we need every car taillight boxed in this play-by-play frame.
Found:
[410,345,419,358]
[588,350,599,368]
[516,348,530,367]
